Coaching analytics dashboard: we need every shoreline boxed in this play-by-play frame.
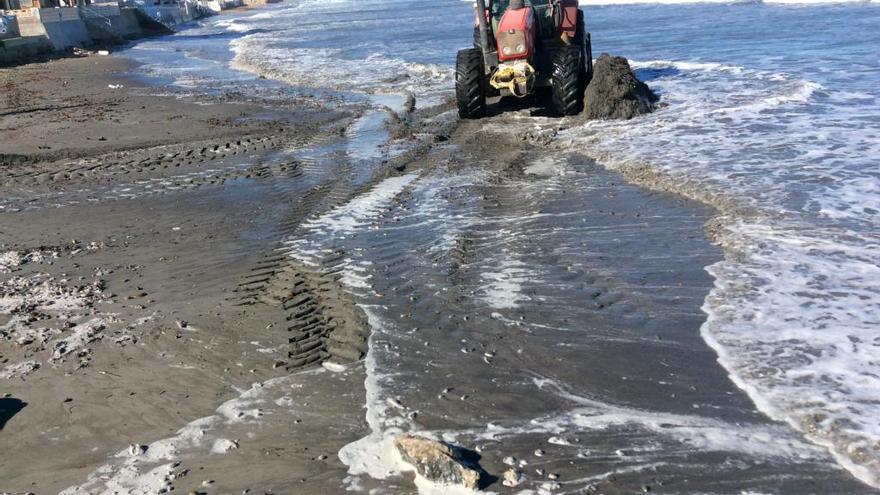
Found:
[0,0,281,68]
[562,108,880,490]
[564,124,880,491]
[1,7,877,494]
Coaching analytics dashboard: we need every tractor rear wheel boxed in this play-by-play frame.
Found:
[549,44,584,116]
[456,48,487,119]
[576,10,593,88]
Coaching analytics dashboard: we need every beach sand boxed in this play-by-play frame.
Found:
[0,54,873,494]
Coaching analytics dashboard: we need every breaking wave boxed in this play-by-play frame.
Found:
[559,22,880,485]
[231,39,452,104]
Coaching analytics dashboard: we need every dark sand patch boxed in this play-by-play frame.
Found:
[0,55,334,164]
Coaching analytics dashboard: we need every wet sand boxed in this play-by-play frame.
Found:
[0,54,874,494]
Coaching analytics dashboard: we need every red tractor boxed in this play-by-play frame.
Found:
[456,0,593,118]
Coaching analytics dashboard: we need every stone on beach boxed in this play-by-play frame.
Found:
[583,53,659,120]
[393,434,481,489]
[502,468,524,487]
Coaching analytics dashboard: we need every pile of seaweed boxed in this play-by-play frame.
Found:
[582,53,659,120]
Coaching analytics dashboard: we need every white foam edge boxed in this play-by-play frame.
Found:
[338,306,406,483]
[283,173,421,266]
[479,257,536,310]
[698,272,880,488]
[300,173,419,237]
[502,376,831,461]
[523,155,569,177]
[338,307,489,494]
[322,360,349,372]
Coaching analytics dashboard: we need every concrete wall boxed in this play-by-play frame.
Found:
[241,0,280,6]
[0,33,52,65]
[33,7,91,49]
[200,0,221,13]
[139,2,198,26]
[14,8,47,36]
[118,7,141,36]
[80,3,144,40]
[1,0,215,66]
[0,14,21,39]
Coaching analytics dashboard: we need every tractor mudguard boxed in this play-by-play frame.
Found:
[559,0,578,39]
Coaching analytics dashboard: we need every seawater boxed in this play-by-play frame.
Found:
[120,0,880,487]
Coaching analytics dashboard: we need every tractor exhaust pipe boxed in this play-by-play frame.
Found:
[474,0,497,71]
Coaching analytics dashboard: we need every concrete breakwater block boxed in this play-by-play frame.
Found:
[32,8,92,50]
[1,15,21,40]
[583,53,659,120]
[0,36,53,66]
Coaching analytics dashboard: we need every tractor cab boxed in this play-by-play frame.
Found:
[488,0,558,41]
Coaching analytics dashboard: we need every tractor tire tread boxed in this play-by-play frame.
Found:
[456,48,487,119]
[550,44,584,116]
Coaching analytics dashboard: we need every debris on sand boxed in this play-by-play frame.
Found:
[583,53,659,120]
[0,259,130,371]
[49,317,109,362]
[0,360,40,380]
[0,251,23,273]
[0,248,63,274]
[0,273,106,349]
[128,443,148,456]
[393,434,481,490]
[210,438,239,454]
